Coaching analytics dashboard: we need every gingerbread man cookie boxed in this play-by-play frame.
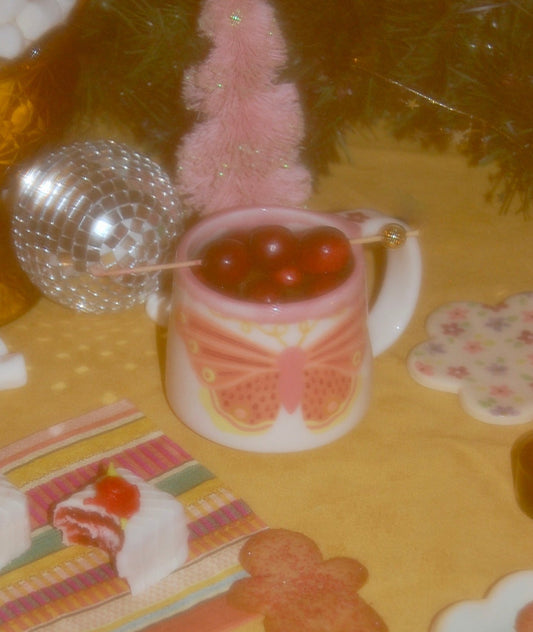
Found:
[227,528,387,632]
[408,292,533,425]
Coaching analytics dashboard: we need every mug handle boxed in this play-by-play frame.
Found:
[338,209,422,356]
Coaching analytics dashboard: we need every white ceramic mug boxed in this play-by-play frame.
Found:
[166,206,421,452]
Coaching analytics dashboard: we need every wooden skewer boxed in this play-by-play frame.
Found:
[89,258,202,277]
[88,228,419,278]
[354,228,419,244]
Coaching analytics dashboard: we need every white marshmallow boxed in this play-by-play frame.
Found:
[0,22,24,58]
[55,0,75,13]
[0,475,31,569]
[16,0,62,42]
[0,353,27,390]
[0,0,79,60]
[0,336,27,390]
[0,0,25,26]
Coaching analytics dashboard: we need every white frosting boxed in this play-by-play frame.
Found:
[116,469,189,594]
[0,0,78,60]
[0,475,31,569]
[53,467,189,595]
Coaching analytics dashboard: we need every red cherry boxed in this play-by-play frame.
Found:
[223,228,250,245]
[273,265,304,290]
[244,277,283,303]
[200,237,251,289]
[306,272,346,297]
[299,226,352,275]
[249,225,299,269]
[93,475,140,519]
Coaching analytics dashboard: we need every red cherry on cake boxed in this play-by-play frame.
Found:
[93,473,140,519]
[200,237,251,289]
[249,225,299,269]
[299,226,352,275]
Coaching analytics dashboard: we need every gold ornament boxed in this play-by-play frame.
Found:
[380,223,408,249]
[0,211,38,325]
[0,1,85,324]
[0,16,82,324]
[0,23,80,187]
[0,267,38,326]
[0,74,46,175]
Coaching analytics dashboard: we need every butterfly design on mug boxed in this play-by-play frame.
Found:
[174,304,367,433]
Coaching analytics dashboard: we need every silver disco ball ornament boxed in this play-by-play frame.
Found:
[10,140,184,313]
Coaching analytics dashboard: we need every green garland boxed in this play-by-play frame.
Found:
[372,1,533,214]
[72,0,207,163]
[72,0,533,214]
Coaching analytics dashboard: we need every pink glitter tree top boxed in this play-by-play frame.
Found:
[175,0,312,215]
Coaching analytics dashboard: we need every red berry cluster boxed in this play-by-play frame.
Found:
[195,224,353,303]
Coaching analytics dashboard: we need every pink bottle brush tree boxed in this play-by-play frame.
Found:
[175,0,312,215]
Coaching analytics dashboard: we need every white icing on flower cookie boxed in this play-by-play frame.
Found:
[408,292,533,424]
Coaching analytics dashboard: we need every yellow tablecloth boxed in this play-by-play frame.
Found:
[1,129,532,632]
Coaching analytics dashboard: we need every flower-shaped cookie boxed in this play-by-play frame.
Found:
[430,570,533,632]
[227,528,387,632]
[408,292,533,425]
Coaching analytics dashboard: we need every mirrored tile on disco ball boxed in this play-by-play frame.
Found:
[10,140,185,313]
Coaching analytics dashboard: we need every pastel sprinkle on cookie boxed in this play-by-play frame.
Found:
[408,292,533,425]
[227,528,387,632]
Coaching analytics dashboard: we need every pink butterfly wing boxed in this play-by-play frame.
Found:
[302,299,367,430]
[175,295,368,434]
[175,308,280,432]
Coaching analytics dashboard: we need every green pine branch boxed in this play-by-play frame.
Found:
[70,0,533,214]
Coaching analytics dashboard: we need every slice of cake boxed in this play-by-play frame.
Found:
[0,474,31,569]
[53,464,189,595]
